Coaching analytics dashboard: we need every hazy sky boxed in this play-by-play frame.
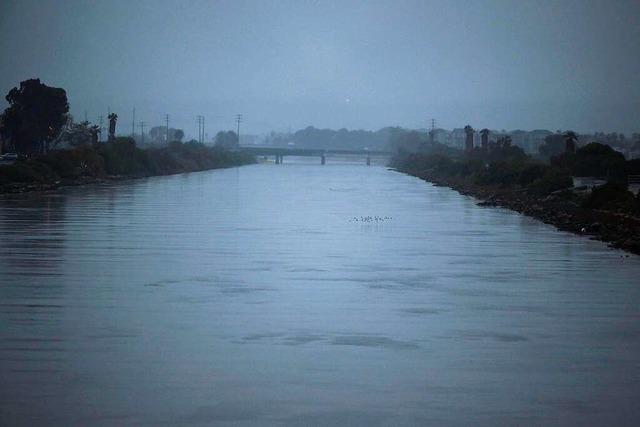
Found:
[1,0,639,139]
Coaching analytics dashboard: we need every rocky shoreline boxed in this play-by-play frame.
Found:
[408,169,640,256]
[0,174,149,195]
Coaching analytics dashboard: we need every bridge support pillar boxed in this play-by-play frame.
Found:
[321,154,326,165]
[366,155,371,166]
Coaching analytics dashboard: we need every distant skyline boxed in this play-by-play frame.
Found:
[1,0,639,140]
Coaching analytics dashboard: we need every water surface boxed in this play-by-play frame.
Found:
[1,161,639,426]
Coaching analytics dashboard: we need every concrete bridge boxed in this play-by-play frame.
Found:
[239,146,392,165]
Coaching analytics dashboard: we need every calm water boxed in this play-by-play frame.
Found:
[1,160,639,426]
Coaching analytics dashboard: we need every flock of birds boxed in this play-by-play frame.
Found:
[349,215,395,223]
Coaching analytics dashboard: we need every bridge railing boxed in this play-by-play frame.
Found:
[239,146,391,157]
[239,146,392,165]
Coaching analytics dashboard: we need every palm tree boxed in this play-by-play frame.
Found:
[563,131,578,154]
[480,128,490,151]
[464,125,474,152]
[495,135,512,149]
[108,113,118,143]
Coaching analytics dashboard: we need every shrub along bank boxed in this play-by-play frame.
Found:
[390,150,640,255]
[0,137,255,193]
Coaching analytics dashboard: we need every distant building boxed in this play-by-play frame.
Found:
[449,128,466,149]
[430,129,447,145]
[430,127,557,154]
[508,129,552,154]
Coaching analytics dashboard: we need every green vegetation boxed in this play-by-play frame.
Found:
[214,130,239,150]
[553,142,627,182]
[1,78,69,155]
[148,126,184,144]
[0,78,255,192]
[0,137,255,187]
[583,182,638,213]
[538,133,566,162]
[390,130,640,215]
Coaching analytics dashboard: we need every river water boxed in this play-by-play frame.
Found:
[1,160,639,426]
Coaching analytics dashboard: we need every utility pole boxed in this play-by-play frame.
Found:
[139,121,146,144]
[196,116,203,143]
[132,107,136,135]
[235,114,242,151]
[98,116,103,142]
[202,116,205,143]
[165,114,170,143]
[430,118,436,143]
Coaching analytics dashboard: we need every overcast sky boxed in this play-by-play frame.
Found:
[1,0,639,139]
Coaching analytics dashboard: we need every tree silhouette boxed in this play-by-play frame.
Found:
[108,113,118,143]
[571,142,625,180]
[563,131,578,154]
[480,128,490,151]
[57,118,100,147]
[464,125,474,152]
[214,130,238,150]
[500,135,512,148]
[1,78,69,154]
[539,133,566,161]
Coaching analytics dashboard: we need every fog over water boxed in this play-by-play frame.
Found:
[1,161,640,426]
[1,0,639,136]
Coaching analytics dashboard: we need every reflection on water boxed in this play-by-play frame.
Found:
[1,163,640,426]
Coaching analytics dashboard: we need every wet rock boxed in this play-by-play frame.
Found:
[402,169,640,256]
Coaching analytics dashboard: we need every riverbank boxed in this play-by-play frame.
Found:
[0,140,256,196]
[406,169,640,255]
[1,173,151,194]
[0,168,252,196]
